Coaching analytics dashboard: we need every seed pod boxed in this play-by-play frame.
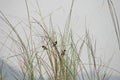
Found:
[53,41,57,46]
[61,50,66,56]
[42,45,47,50]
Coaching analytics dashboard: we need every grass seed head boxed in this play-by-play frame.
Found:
[53,41,57,46]
[61,49,66,56]
[42,45,47,50]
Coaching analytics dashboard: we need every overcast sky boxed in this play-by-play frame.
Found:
[0,0,120,77]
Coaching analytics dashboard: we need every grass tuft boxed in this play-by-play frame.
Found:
[0,0,120,80]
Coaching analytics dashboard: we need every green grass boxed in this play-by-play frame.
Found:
[0,0,120,80]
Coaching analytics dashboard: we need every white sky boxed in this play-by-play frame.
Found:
[0,0,120,77]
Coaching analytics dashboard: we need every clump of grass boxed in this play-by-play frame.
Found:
[0,0,120,80]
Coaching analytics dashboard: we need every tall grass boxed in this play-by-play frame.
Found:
[0,0,120,80]
[0,61,4,80]
[108,0,120,50]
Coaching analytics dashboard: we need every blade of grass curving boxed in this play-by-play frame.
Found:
[108,0,120,50]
